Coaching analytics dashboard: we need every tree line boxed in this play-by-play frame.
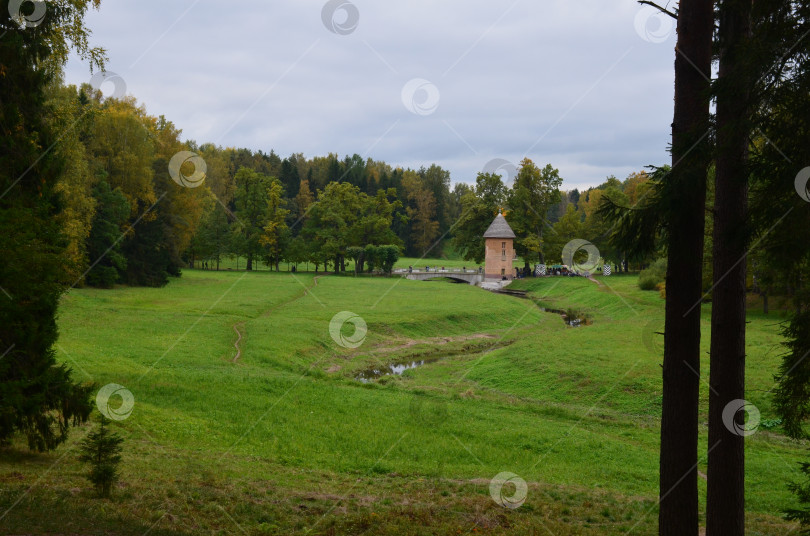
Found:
[184,147,464,275]
[55,78,652,283]
[451,159,655,272]
[45,83,469,284]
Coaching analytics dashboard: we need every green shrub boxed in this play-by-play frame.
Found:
[638,258,667,291]
[638,274,659,290]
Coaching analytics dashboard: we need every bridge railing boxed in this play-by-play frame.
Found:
[394,268,482,274]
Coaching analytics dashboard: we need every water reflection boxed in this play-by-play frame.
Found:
[355,359,433,382]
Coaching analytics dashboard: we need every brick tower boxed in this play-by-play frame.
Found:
[483,212,516,280]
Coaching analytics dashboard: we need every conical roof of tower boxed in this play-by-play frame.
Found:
[483,213,516,238]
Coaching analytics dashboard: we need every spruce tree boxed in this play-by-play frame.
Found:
[0,0,102,451]
[655,2,714,533]
[85,179,129,288]
[78,415,124,498]
[122,199,171,287]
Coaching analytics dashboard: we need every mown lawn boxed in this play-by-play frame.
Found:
[0,270,803,535]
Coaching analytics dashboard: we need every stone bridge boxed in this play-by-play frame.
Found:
[394,268,484,285]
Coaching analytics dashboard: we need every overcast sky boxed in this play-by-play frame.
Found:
[63,0,678,191]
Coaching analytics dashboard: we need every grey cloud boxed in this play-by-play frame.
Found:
[65,0,676,190]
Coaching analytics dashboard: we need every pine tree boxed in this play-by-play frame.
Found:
[85,179,129,288]
[706,1,754,532]
[0,0,102,451]
[79,415,124,498]
[122,199,171,287]
[656,1,714,533]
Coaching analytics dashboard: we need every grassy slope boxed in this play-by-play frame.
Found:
[0,270,803,535]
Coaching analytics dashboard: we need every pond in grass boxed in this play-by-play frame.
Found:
[355,358,440,382]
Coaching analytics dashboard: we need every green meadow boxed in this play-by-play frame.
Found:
[0,270,803,535]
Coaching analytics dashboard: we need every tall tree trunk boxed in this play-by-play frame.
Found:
[707,4,752,532]
[659,1,714,534]
[246,255,253,271]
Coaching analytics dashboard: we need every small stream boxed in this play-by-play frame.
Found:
[491,289,588,327]
[355,292,587,383]
[355,357,440,382]
[539,307,586,327]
